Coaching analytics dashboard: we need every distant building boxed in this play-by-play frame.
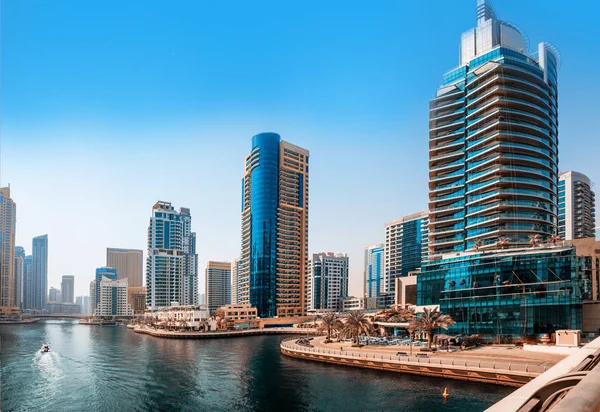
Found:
[32,235,49,311]
[384,211,428,298]
[341,296,380,312]
[219,303,257,322]
[205,261,231,313]
[61,275,75,304]
[239,133,309,318]
[22,255,33,310]
[14,246,25,309]
[128,287,147,314]
[96,277,133,317]
[106,248,143,287]
[364,244,384,298]
[231,257,240,305]
[94,267,117,313]
[48,303,81,315]
[83,296,90,315]
[89,281,96,315]
[309,253,349,311]
[48,287,61,303]
[0,187,17,315]
[199,293,205,305]
[559,171,596,240]
[146,201,198,310]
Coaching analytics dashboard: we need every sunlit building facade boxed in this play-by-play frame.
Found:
[14,246,25,310]
[429,0,560,254]
[558,171,596,240]
[106,248,143,287]
[0,187,17,315]
[309,252,349,311]
[239,133,309,318]
[364,244,384,298]
[205,261,231,313]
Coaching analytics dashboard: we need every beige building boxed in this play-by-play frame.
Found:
[205,261,231,312]
[0,187,17,316]
[231,258,239,305]
[106,248,143,287]
[220,303,257,321]
[128,287,147,314]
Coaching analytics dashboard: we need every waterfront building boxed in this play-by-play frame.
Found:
[231,257,240,304]
[429,0,560,254]
[239,133,309,318]
[89,280,96,315]
[14,246,25,309]
[146,201,198,310]
[21,255,33,309]
[309,253,349,311]
[558,171,596,240]
[364,244,384,299]
[96,276,133,317]
[0,187,17,315]
[48,287,61,303]
[32,235,49,311]
[417,246,583,338]
[127,286,147,314]
[384,211,429,298]
[219,303,257,322]
[147,305,210,329]
[106,248,143,287]
[61,275,75,303]
[94,267,117,313]
[205,261,231,313]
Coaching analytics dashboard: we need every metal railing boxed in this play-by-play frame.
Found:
[281,338,546,375]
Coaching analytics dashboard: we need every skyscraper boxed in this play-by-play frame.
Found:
[0,187,17,315]
[49,287,61,303]
[106,248,143,287]
[94,267,117,313]
[32,235,49,311]
[89,280,96,315]
[309,253,349,311]
[14,246,25,309]
[96,277,133,317]
[231,257,240,305]
[61,275,75,304]
[205,261,231,313]
[146,201,197,309]
[384,211,429,295]
[364,244,384,298]
[22,255,33,310]
[558,171,596,240]
[428,0,559,254]
[239,132,309,318]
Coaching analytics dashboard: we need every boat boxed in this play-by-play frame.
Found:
[40,343,50,353]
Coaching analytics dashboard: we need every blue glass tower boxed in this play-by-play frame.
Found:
[364,244,384,298]
[95,267,118,311]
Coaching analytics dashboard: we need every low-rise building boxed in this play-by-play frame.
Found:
[341,296,381,312]
[147,305,211,329]
[128,287,147,314]
[219,303,257,321]
[95,277,133,317]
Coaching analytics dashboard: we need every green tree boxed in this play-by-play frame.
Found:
[318,313,344,343]
[408,307,455,349]
[341,311,373,345]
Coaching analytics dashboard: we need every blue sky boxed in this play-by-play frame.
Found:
[2,0,599,297]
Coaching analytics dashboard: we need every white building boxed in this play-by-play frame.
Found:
[308,253,349,311]
[95,277,133,317]
[559,171,596,240]
[89,280,96,315]
[341,296,380,312]
[148,305,212,329]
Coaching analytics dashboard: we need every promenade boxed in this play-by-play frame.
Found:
[281,336,566,387]
[132,325,320,339]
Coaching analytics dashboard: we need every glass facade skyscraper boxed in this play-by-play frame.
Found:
[239,133,309,318]
[0,187,17,315]
[364,244,384,298]
[429,0,560,254]
[32,234,48,311]
[558,171,596,240]
[418,246,583,338]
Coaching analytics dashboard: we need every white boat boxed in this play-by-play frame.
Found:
[40,343,50,353]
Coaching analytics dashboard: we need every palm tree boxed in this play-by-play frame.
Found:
[318,313,344,343]
[408,307,455,349]
[384,307,415,323]
[341,310,373,345]
[528,234,542,248]
[548,234,562,246]
[496,236,510,250]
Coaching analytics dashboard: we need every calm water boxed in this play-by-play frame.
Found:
[0,320,511,411]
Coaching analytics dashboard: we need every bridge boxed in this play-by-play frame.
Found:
[22,314,86,320]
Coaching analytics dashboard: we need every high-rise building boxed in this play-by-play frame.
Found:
[239,133,309,318]
[106,248,143,287]
[364,244,384,298]
[428,0,559,254]
[231,257,240,305]
[309,253,349,311]
[0,187,17,315]
[83,296,90,315]
[146,201,197,309]
[93,267,117,313]
[32,235,49,311]
[22,255,33,310]
[14,246,25,309]
[205,261,231,313]
[48,287,61,303]
[384,211,429,295]
[89,280,96,315]
[61,275,75,303]
[96,277,133,317]
[558,171,596,240]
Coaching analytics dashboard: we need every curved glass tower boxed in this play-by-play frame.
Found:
[240,133,309,318]
[429,0,559,255]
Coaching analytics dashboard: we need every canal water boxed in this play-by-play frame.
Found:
[1,320,512,411]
